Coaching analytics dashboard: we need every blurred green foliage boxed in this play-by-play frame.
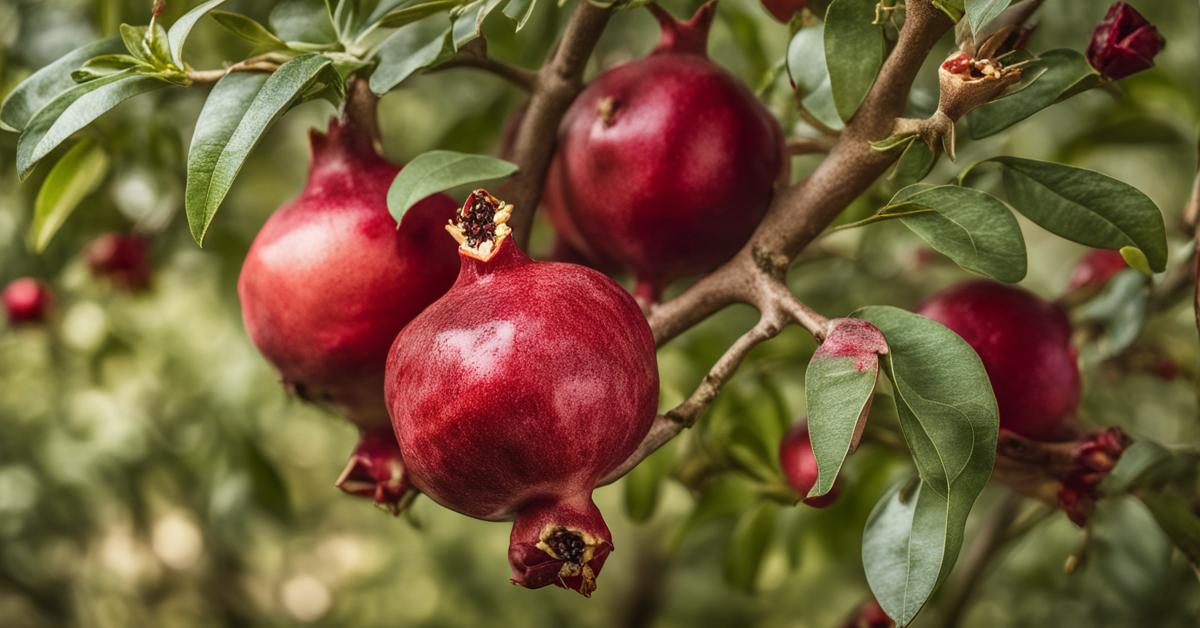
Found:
[1,0,1199,626]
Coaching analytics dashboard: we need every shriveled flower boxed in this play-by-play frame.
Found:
[1087,2,1165,80]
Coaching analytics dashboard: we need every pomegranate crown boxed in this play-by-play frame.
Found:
[649,1,716,57]
[446,189,513,262]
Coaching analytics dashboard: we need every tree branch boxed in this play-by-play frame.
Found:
[430,39,538,91]
[186,53,289,85]
[500,1,613,245]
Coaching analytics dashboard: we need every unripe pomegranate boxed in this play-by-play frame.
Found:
[778,420,840,508]
[86,232,151,290]
[1066,249,1127,295]
[918,280,1081,440]
[385,190,659,596]
[3,278,54,325]
[238,111,458,510]
[548,1,784,305]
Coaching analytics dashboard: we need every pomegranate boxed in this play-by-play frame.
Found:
[3,278,54,325]
[547,1,784,305]
[1066,249,1127,295]
[385,190,659,596]
[918,280,1081,440]
[778,420,840,508]
[237,110,459,511]
[842,599,894,628]
[86,232,151,290]
[760,0,806,23]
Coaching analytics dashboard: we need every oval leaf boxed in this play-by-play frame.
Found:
[168,0,227,68]
[16,71,168,178]
[369,18,452,95]
[271,0,338,44]
[855,306,999,626]
[210,11,288,49]
[824,0,885,122]
[966,50,1099,139]
[0,38,125,132]
[965,0,1011,37]
[988,156,1167,272]
[787,24,843,131]
[387,150,517,223]
[806,318,887,498]
[28,140,110,252]
[185,54,332,244]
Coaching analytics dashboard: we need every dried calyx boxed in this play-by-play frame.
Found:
[335,427,416,515]
[446,189,513,262]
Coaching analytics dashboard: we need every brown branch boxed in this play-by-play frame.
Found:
[430,39,538,91]
[186,53,289,85]
[500,1,613,245]
[786,136,837,155]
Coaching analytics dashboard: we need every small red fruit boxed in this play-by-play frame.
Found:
[3,278,54,325]
[779,420,840,508]
[238,110,459,510]
[385,190,659,596]
[1066,249,1127,295]
[760,0,806,23]
[86,232,151,290]
[918,280,1081,440]
[548,1,784,305]
[842,599,894,628]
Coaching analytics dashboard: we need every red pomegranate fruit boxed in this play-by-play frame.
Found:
[385,190,659,596]
[842,599,894,628]
[761,0,806,23]
[237,107,459,511]
[1066,249,1127,295]
[3,278,54,325]
[918,280,1081,440]
[779,420,840,508]
[547,1,784,305]
[86,232,151,290]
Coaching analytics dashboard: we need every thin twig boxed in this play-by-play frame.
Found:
[430,40,538,91]
[787,136,837,155]
[187,53,290,84]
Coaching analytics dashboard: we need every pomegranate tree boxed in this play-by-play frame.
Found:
[385,190,658,595]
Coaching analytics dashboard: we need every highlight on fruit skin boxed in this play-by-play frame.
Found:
[918,280,1081,441]
[237,110,459,513]
[386,189,659,596]
[3,277,54,325]
[546,0,785,307]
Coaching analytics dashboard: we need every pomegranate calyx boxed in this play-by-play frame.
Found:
[334,428,416,516]
[649,1,716,57]
[446,189,513,262]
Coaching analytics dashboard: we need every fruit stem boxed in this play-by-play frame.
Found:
[648,1,716,57]
[341,77,382,153]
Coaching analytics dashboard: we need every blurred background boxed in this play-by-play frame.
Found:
[1,0,1199,626]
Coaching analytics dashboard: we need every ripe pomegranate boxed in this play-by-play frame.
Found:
[918,280,1081,440]
[761,0,806,23]
[385,190,659,596]
[1066,249,1127,295]
[778,420,840,508]
[237,111,459,511]
[547,1,784,305]
[3,278,54,325]
[86,232,151,290]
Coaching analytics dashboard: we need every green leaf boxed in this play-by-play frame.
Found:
[28,140,110,252]
[623,445,672,523]
[185,55,332,244]
[806,318,887,498]
[888,184,1028,282]
[1,38,124,132]
[966,50,1099,139]
[168,0,227,68]
[16,71,169,178]
[120,23,172,66]
[985,156,1167,272]
[965,0,1011,37]
[369,18,452,95]
[502,0,537,31]
[70,54,144,82]
[452,2,485,49]
[386,150,517,223]
[1139,490,1200,575]
[893,139,937,187]
[824,0,885,122]
[787,24,843,131]
[210,11,288,49]
[723,503,778,593]
[932,0,965,21]
[378,0,462,29]
[855,306,999,626]
[1075,269,1150,364]
[271,0,339,44]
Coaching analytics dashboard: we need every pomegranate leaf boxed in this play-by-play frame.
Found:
[966,49,1099,139]
[185,54,332,245]
[28,140,110,252]
[1138,490,1200,576]
[856,306,998,627]
[15,70,169,179]
[167,0,227,68]
[964,0,1011,38]
[786,24,843,131]
[805,318,887,499]
[984,156,1167,272]
[210,11,288,51]
[369,18,453,94]
[823,0,885,122]
[0,37,124,132]
[386,150,517,224]
[270,0,338,45]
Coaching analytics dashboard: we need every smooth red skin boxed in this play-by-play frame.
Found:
[86,232,150,290]
[386,238,658,520]
[779,421,840,508]
[760,0,806,23]
[918,280,1081,441]
[1087,2,1165,81]
[548,3,783,295]
[3,278,53,324]
[238,119,459,427]
[1066,249,1127,293]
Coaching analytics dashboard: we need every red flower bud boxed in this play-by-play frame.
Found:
[1086,2,1165,81]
